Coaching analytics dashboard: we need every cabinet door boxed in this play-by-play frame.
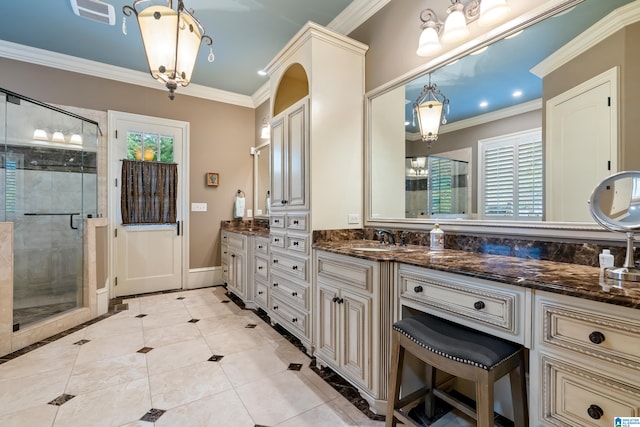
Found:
[317,283,339,365]
[228,249,246,297]
[286,100,308,209]
[341,288,371,389]
[270,116,286,209]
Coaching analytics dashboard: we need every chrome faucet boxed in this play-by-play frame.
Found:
[375,229,396,245]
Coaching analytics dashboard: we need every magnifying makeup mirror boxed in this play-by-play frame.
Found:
[589,170,640,281]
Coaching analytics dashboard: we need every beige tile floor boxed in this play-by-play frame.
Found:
[0,287,472,427]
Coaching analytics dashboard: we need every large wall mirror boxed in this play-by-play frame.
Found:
[366,0,638,234]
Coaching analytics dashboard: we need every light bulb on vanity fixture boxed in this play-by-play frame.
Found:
[416,0,511,57]
[260,118,270,140]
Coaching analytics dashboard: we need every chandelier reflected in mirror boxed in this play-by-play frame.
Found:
[413,74,450,147]
[123,0,214,100]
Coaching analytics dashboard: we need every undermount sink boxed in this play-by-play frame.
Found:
[352,246,420,253]
[352,247,392,252]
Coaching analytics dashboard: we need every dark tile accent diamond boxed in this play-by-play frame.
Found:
[137,347,153,354]
[135,314,147,318]
[48,394,75,406]
[73,339,90,346]
[245,324,257,328]
[140,408,166,422]
[288,363,303,371]
[176,296,185,300]
[208,355,224,362]
[188,318,200,323]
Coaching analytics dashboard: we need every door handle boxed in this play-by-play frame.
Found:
[177,221,181,236]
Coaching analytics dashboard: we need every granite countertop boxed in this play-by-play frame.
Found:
[221,221,270,237]
[313,239,640,309]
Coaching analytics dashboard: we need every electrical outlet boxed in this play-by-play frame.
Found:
[191,202,207,212]
[348,214,360,224]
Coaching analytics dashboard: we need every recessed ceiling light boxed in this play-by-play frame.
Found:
[257,70,267,76]
[470,46,488,55]
[512,90,523,97]
[479,101,489,108]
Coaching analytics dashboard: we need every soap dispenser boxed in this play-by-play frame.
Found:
[599,249,614,270]
[430,223,444,251]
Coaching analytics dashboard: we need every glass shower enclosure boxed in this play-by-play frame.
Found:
[0,89,99,330]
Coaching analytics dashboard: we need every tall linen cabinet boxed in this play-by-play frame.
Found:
[264,23,368,353]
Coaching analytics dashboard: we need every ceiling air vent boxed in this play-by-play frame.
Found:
[70,0,116,25]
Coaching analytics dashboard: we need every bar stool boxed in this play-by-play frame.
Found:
[386,312,528,427]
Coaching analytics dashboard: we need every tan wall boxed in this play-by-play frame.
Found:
[543,22,640,171]
[0,57,254,269]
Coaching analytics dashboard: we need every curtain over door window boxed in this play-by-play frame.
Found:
[120,160,177,224]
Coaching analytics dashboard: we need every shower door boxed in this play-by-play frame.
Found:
[0,91,98,330]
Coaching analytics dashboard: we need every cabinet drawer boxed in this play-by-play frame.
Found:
[316,252,373,293]
[540,354,640,426]
[254,237,269,255]
[540,301,640,370]
[271,252,307,281]
[286,234,309,254]
[222,231,246,250]
[271,294,310,338]
[286,214,308,232]
[271,273,309,310]
[269,215,285,229]
[397,265,522,338]
[255,280,269,309]
[270,232,286,249]
[254,256,269,281]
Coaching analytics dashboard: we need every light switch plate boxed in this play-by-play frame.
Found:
[348,214,360,224]
[191,202,207,212]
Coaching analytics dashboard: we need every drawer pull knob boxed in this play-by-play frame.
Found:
[274,219,280,223]
[292,292,298,297]
[274,238,280,242]
[292,317,298,323]
[337,298,344,304]
[258,266,263,270]
[414,285,423,293]
[589,331,605,344]
[273,283,279,287]
[273,259,279,264]
[258,245,263,249]
[587,404,603,420]
[292,265,298,270]
[258,291,263,295]
[273,305,278,310]
[293,241,299,246]
[231,254,236,258]
[474,301,485,310]
[332,296,339,303]
[293,220,299,225]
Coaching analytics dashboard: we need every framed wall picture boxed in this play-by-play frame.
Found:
[206,172,219,187]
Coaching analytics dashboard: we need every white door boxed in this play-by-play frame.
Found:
[109,112,188,297]
[546,67,618,222]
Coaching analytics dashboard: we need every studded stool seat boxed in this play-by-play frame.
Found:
[386,312,528,427]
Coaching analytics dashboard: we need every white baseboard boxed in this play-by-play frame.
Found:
[187,266,224,289]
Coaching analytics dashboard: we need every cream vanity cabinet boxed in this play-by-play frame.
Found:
[531,291,640,426]
[314,250,394,414]
[263,22,367,351]
[221,230,248,300]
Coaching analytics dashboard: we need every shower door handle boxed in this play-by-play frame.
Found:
[70,213,79,230]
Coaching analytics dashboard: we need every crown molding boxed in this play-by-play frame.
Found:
[0,40,254,108]
[405,98,542,140]
[251,82,270,107]
[531,0,640,78]
[327,0,391,35]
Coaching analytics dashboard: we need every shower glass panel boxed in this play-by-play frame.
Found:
[0,90,98,330]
